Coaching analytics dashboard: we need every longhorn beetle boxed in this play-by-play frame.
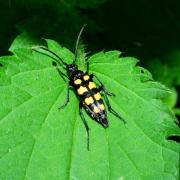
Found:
[33,25,126,150]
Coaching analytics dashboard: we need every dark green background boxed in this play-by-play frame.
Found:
[0,0,180,125]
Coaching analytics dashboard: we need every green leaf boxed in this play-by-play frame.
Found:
[9,32,43,52]
[0,37,179,180]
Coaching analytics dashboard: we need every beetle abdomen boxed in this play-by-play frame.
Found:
[73,73,108,128]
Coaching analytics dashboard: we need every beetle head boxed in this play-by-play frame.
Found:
[67,64,78,74]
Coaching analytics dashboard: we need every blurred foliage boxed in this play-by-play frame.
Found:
[0,0,180,120]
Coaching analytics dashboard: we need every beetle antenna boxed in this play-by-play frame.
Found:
[32,45,68,66]
[73,24,87,64]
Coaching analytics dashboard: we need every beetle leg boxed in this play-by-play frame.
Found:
[91,74,115,96]
[103,92,126,124]
[79,101,90,151]
[52,61,69,82]
[58,82,71,109]
[52,62,71,109]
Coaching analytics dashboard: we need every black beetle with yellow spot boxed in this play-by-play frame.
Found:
[33,25,126,150]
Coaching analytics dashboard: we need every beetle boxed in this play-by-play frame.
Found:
[33,25,126,150]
